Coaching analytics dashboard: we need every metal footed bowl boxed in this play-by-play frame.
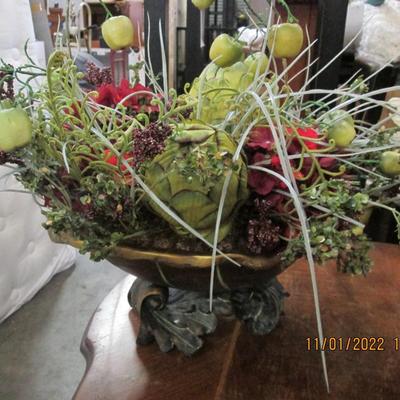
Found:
[51,231,286,292]
[51,231,289,355]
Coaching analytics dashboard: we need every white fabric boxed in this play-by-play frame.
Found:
[237,27,267,52]
[344,0,365,51]
[355,0,400,70]
[0,0,36,50]
[0,168,77,323]
[0,7,77,322]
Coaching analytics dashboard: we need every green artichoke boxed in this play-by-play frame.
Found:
[144,122,249,242]
[188,62,254,124]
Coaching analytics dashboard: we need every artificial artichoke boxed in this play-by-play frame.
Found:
[144,122,249,242]
[188,62,254,124]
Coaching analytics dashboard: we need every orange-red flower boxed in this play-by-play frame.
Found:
[247,126,330,194]
[94,79,158,113]
[290,127,320,150]
[104,149,135,184]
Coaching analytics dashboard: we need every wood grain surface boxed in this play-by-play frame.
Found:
[73,243,400,400]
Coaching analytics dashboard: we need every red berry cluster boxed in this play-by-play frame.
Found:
[85,62,113,87]
[132,123,172,164]
[0,151,23,165]
[246,197,281,254]
[247,218,281,254]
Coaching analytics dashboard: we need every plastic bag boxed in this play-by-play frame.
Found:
[356,0,400,70]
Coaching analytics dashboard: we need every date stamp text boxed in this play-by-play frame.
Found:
[306,337,400,351]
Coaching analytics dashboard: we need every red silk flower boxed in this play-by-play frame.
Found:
[248,152,278,195]
[247,126,274,150]
[288,127,320,150]
[104,149,135,184]
[94,79,158,113]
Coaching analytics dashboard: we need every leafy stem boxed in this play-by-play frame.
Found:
[99,0,114,19]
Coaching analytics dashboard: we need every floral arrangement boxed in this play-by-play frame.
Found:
[0,0,399,280]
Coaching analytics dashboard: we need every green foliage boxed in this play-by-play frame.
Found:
[305,179,370,215]
[282,217,372,275]
[281,179,375,275]
[1,23,399,276]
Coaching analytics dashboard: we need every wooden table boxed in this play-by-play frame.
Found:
[73,243,400,400]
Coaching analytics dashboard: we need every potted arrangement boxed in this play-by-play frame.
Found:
[0,0,399,367]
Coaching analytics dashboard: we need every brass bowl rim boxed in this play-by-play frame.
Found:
[50,231,282,270]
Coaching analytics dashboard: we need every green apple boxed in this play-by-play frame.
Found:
[244,52,269,75]
[267,23,304,58]
[209,34,244,68]
[101,16,134,50]
[0,104,32,152]
[380,151,400,176]
[352,226,364,236]
[191,0,215,10]
[327,109,355,127]
[324,110,356,148]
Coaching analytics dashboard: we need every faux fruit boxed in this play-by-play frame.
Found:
[380,151,400,176]
[216,61,252,91]
[191,0,215,9]
[144,122,249,241]
[209,34,244,68]
[0,103,32,152]
[101,16,134,50]
[188,61,253,123]
[188,62,220,97]
[267,23,304,58]
[244,52,269,74]
[352,226,364,236]
[324,110,356,148]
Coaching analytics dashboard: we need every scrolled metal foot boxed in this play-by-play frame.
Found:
[231,278,288,335]
[128,279,233,356]
[128,278,287,355]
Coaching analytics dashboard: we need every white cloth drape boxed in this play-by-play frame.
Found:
[0,0,36,50]
[0,1,77,323]
[0,169,77,323]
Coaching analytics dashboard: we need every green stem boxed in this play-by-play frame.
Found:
[277,0,298,23]
[66,0,72,57]
[242,0,267,25]
[122,228,166,241]
[99,0,114,19]
[161,101,198,121]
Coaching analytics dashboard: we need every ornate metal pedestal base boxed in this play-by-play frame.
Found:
[128,278,287,356]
